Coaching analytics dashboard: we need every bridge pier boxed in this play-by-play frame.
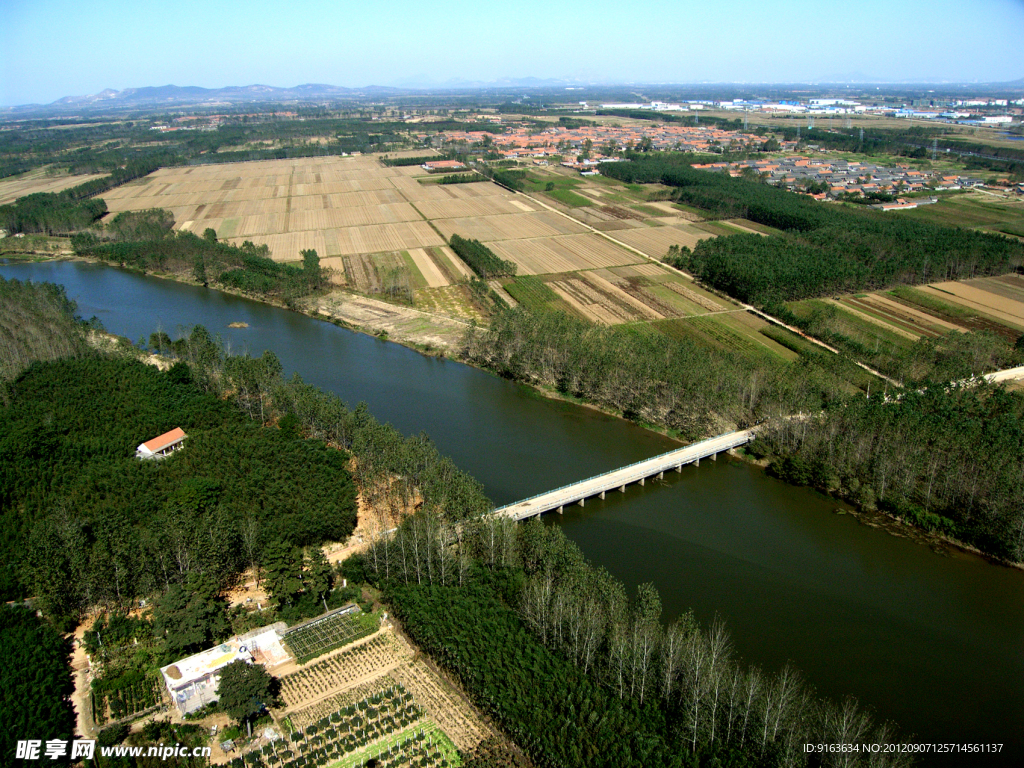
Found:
[557,506,563,514]
[657,471,664,480]
[675,465,682,472]
[695,457,700,467]
[578,498,585,507]
[711,452,717,461]
[599,491,605,499]
[619,485,626,493]
[639,477,645,486]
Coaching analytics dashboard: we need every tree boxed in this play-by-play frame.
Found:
[202,228,218,243]
[262,540,303,606]
[305,548,333,610]
[217,660,277,725]
[153,573,230,659]
[301,248,323,290]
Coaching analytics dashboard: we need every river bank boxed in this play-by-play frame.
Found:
[7,251,1017,570]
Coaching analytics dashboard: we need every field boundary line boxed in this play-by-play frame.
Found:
[280,659,405,716]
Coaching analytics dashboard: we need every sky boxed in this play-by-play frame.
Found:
[2,0,1023,106]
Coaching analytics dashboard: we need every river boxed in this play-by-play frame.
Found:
[3,260,1022,765]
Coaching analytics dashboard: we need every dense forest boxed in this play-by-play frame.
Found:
[0,190,108,235]
[601,154,1024,305]
[0,279,489,631]
[345,514,913,768]
[0,604,76,762]
[0,277,93,397]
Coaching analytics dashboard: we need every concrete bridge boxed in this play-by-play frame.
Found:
[493,429,756,521]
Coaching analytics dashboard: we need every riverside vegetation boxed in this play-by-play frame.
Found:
[460,153,1024,563]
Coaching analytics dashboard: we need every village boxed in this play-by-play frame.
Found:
[690,155,989,206]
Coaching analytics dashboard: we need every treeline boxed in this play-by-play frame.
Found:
[490,168,526,192]
[352,514,912,768]
[449,234,518,279]
[0,277,93,398]
[601,155,1024,304]
[595,110,745,132]
[755,383,1024,562]
[63,156,167,199]
[0,156,172,236]
[0,191,107,235]
[463,307,840,438]
[71,211,326,302]
[435,173,487,185]
[380,154,449,167]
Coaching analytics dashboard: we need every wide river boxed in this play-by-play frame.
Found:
[4,261,1022,765]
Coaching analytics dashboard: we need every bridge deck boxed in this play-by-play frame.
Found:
[493,429,755,521]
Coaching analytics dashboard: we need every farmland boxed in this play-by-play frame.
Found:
[0,169,108,205]
[780,274,1024,382]
[896,189,1024,238]
[95,151,1021,380]
[266,625,497,767]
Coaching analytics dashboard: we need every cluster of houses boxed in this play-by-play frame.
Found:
[429,124,771,163]
[692,156,986,201]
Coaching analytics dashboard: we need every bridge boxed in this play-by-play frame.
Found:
[493,429,756,521]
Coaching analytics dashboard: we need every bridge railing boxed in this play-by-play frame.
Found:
[491,429,753,515]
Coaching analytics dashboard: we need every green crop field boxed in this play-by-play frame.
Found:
[503,275,571,314]
[283,608,378,665]
[896,193,1024,233]
[653,316,769,356]
[546,188,593,207]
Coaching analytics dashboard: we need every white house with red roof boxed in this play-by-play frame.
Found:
[136,427,187,459]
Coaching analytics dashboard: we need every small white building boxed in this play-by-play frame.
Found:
[136,428,187,459]
[160,625,289,715]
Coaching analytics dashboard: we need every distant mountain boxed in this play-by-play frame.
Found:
[43,83,405,109]
[4,77,1022,115]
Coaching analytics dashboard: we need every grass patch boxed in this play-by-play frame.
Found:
[760,325,875,391]
[400,251,429,290]
[630,204,664,217]
[545,188,593,207]
[653,316,769,356]
[326,721,460,768]
[692,220,748,236]
[887,285,977,320]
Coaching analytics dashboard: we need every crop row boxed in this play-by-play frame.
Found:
[280,635,409,708]
[231,686,431,768]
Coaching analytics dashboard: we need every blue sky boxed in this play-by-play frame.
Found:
[2,0,1023,105]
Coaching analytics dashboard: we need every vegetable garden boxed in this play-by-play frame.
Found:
[230,684,459,768]
[90,670,163,726]
[283,609,378,665]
